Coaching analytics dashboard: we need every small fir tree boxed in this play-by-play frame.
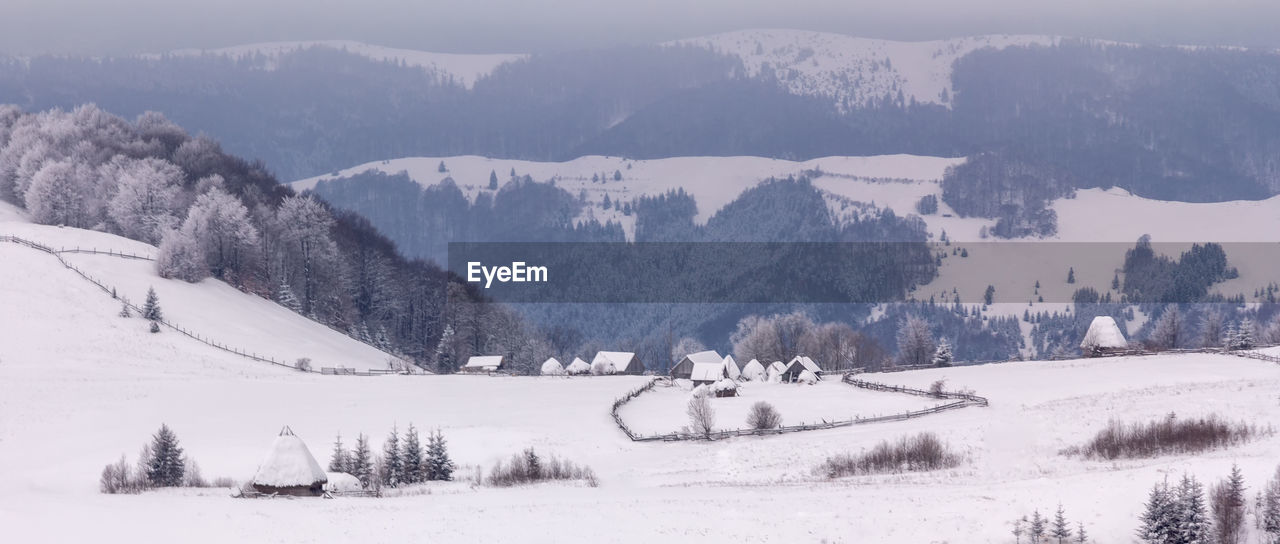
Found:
[425,429,455,481]
[118,301,132,318]
[350,433,373,487]
[142,287,162,321]
[1050,504,1072,543]
[145,424,185,487]
[489,170,499,190]
[328,433,349,473]
[401,424,423,484]
[382,425,403,487]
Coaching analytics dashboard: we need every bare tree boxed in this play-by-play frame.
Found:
[896,314,935,366]
[746,401,782,430]
[1211,465,1247,544]
[686,395,716,438]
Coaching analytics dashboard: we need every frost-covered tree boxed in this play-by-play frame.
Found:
[1212,465,1247,544]
[932,339,954,367]
[1176,474,1210,544]
[328,433,349,473]
[1231,319,1256,350]
[141,287,162,322]
[1050,504,1072,543]
[672,336,706,363]
[275,279,302,313]
[25,160,89,227]
[1149,306,1183,350]
[434,324,458,373]
[273,195,337,315]
[686,394,715,439]
[488,170,498,190]
[896,314,935,366]
[401,424,423,484]
[145,424,185,487]
[118,301,132,318]
[107,157,183,244]
[381,425,403,487]
[180,187,259,279]
[350,433,373,487]
[1138,483,1177,543]
[156,227,206,281]
[1030,510,1046,544]
[1263,467,1280,543]
[425,429,455,481]
[1199,308,1226,348]
[730,311,816,365]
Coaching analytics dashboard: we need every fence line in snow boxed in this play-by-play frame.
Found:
[609,372,990,442]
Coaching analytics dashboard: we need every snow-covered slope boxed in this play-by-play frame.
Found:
[159,40,524,88]
[675,30,1058,111]
[292,154,968,240]
[0,202,397,371]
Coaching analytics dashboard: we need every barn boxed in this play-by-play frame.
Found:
[1080,316,1127,356]
[781,356,823,383]
[670,350,724,380]
[591,351,644,375]
[462,355,504,373]
[251,426,328,497]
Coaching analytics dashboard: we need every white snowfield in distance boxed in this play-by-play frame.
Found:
[2,240,1280,543]
[674,30,1059,111]
[290,154,969,240]
[0,202,397,372]
[155,40,526,89]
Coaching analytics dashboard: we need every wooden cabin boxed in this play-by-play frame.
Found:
[670,350,724,380]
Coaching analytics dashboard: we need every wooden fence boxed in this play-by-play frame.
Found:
[610,373,990,442]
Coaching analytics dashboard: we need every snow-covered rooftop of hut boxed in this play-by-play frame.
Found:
[464,355,504,369]
[252,427,327,488]
[683,350,724,365]
[689,361,725,382]
[1080,316,1127,349]
[787,355,822,373]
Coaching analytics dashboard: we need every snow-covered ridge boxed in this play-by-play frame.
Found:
[156,40,526,88]
[673,29,1059,111]
[290,154,967,240]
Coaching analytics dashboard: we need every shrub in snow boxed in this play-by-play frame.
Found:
[929,379,947,398]
[485,447,597,488]
[819,432,960,477]
[1069,413,1263,460]
[295,357,312,372]
[100,455,137,494]
[686,394,716,439]
[746,401,782,430]
[118,301,132,318]
[149,321,160,333]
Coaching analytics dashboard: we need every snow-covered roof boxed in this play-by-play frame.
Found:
[591,351,636,373]
[566,357,591,374]
[1080,316,1127,349]
[690,361,726,382]
[723,354,741,380]
[540,357,564,375]
[252,426,327,487]
[324,472,362,493]
[741,359,766,380]
[768,361,787,373]
[683,350,724,365]
[797,370,818,384]
[786,355,822,374]
[464,355,504,369]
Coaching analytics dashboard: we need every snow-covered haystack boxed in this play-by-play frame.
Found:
[690,384,710,398]
[591,357,616,375]
[541,357,566,376]
[796,370,818,385]
[741,359,766,381]
[566,357,591,375]
[1080,316,1128,355]
[712,378,739,397]
[324,472,363,493]
[767,361,786,382]
[723,355,741,380]
[251,426,328,496]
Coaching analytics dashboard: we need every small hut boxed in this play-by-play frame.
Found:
[711,378,740,397]
[1080,316,1127,356]
[566,357,592,375]
[781,356,823,383]
[722,355,741,381]
[591,351,644,375]
[670,350,724,379]
[740,359,766,381]
[462,355,504,373]
[541,357,566,376]
[251,426,328,496]
[689,362,727,386]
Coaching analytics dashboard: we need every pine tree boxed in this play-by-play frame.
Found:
[1013,517,1026,544]
[488,170,498,190]
[932,339,953,367]
[602,194,612,210]
[1074,522,1088,544]
[524,448,541,480]
[1112,272,1121,290]
[984,284,996,305]
[437,161,447,173]
[276,279,301,313]
[350,433,373,487]
[434,324,456,373]
[401,424,423,485]
[1212,464,1247,544]
[1138,482,1177,544]
[1262,466,1280,543]
[613,169,622,181]
[142,286,162,321]
[425,429,455,481]
[145,424,185,487]
[381,425,402,487]
[149,321,160,333]
[1030,510,1046,543]
[328,433,349,473]
[1176,474,1210,544]
[1067,267,1076,284]
[118,301,132,318]
[1051,504,1072,543]
[509,167,516,178]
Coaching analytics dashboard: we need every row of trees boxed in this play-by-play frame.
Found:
[328,425,455,489]
[1134,464,1277,544]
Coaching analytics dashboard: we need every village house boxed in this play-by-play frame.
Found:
[462,355,504,373]
[670,350,724,380]
[781,355,823,383]
[591,351,645,375]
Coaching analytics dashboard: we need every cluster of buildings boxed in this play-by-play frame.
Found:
[465,349,827,384]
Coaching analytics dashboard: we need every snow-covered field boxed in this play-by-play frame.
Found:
[5,215,1280,541]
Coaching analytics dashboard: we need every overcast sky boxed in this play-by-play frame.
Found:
[3,0,1276,56]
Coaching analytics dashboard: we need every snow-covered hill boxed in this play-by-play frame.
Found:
[291,154,970,240]
[0,202,397,372]
[158,40,525,88]
[674,30,1058,111]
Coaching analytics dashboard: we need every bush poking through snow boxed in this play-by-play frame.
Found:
[819,432,961,478]
[746,401,782,430]
[485,448,598,488]
[929,379,946,398]
[686,394,716,438]
[294,357,311,372]
[149,321,160,333]
[1067,413,1265,460]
